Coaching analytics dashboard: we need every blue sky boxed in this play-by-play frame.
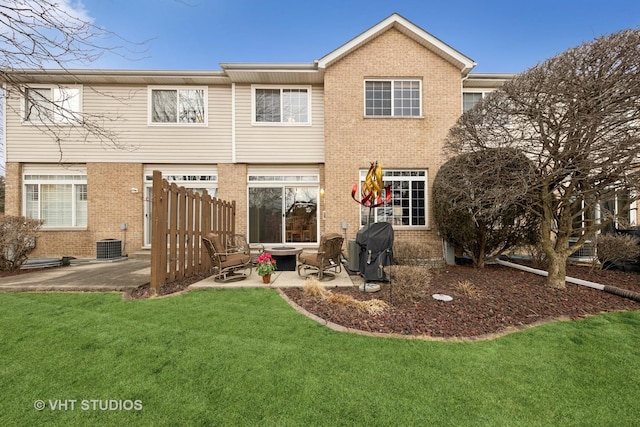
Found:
[82,0,640,73]
[1,0,639,175]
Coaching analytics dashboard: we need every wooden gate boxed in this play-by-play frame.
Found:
[149,170,236,294]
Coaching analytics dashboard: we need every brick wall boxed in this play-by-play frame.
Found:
[217,163,248,234]
[323,28,462,254]
[86,163,144,256]
[16,162,145,258]
[4,162,21,216]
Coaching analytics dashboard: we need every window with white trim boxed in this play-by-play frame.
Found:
[463,92,484,112]
[149,87,207,124]
[601,190,637,233]
[24,86,81,123]
[359,170,427,226]
[365,80,421,117]
[143,169,218,247]
[253,86,310,124]
[24,174,87,228]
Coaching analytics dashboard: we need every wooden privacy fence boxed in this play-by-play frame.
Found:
[150,170,236,294]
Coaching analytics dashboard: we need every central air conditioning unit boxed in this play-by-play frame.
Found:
[567,238,596,260]
[96,239,122,260]
[347,239,360,272]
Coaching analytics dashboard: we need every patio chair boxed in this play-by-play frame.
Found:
[297,233,344,280]
[202,233,252,282]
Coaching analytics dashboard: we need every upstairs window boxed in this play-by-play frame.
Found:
[365,80,421,117]
[253,86,310,124]
[24,86,81,124]
[149,87,206,125]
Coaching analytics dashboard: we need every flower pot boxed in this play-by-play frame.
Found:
[262,274,271,284]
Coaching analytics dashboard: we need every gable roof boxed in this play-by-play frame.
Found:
[317,13,477,75]
[2,14,480,86]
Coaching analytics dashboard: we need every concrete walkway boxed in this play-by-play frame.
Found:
[0,255,358,293]
[0,257,151,292]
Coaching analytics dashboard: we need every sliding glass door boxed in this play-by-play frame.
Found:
[249,186,318,244]
[249,187,283,244]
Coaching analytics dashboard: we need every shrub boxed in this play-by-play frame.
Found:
[393,240,440,266]
[0,215,42,271]
[303,278,328,298]
[303,278,389,315]
[433,149,540,268]
[388,265,431,303]
[596,233,640,270]
[456,280,482,298]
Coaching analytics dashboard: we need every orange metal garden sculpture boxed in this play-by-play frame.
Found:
[351,161,391,209]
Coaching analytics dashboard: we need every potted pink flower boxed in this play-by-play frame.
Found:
[255,252,277,283]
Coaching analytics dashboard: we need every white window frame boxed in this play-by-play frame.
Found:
[358,169,428,228]
[23,170,88,229]
[462,90,490,113]
[364,79,422,118]
[22,85,82,125]
[147,86,208,126]
[251,85,312,126]
[247,169,320,246]
[598,189,638,230]
[142,166,218,247]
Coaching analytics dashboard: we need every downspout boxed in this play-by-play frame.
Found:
[1,83,5,176]
[496,259,640,302]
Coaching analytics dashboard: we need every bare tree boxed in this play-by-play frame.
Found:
[446,29,640,288]
[0,0,144,151]
[433,148,540,268]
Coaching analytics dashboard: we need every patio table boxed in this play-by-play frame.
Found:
[267,246,303,271]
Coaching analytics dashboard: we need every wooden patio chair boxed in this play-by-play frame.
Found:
[202,233,252,282]
[297,233,344,280]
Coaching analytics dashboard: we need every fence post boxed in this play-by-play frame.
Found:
[194,191,205,274]
[186,189,194,277]
[201,191,212,274]
[168,183,179,282]
[177,185,187,280]
[150,170,167,295]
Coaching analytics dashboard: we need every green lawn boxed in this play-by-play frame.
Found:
[1,289,639,426]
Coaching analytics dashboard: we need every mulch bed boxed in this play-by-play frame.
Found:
[128,272,212,299]
[281,264,640,339]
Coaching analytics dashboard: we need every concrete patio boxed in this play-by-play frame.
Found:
[0,254,359,293]
[190,265,357,290]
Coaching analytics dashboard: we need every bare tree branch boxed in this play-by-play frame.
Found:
[446,29,640,288]
[0,0,148,153]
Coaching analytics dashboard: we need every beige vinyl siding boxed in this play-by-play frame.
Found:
[22,163,87,175]
[234,84,324,163]
[247,164,320,179]
[6,84,233,164]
